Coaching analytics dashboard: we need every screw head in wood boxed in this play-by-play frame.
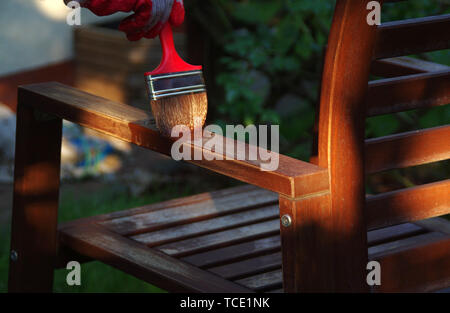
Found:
[281,214,292,227]
[10,250,18,262]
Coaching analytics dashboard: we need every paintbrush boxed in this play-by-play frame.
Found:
[145,22,207,137]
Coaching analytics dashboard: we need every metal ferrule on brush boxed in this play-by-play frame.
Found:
[145,70,206,101]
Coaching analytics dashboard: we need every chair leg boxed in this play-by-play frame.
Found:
[279,193,369,292]
[279,194,335,292]
[8,101,62,292]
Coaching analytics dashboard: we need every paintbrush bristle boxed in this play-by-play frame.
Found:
[151,92,208,137]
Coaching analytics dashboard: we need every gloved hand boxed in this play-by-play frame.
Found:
[65,0,185,41]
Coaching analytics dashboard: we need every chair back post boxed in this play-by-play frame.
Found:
[282,0,381,292]
[317,0,382,291]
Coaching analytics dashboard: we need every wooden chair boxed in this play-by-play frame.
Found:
[8,0,450,292]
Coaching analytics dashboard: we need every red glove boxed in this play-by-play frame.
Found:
[65,0,185,41]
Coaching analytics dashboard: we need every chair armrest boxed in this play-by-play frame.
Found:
[18,82,329,198]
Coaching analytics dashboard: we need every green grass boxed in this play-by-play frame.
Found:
[0,182,196,293]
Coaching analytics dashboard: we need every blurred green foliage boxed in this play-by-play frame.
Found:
[186,0,450,160]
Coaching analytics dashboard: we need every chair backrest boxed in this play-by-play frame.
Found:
[314,0,449,290]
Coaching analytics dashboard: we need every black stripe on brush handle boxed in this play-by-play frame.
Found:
[145,70,206,100]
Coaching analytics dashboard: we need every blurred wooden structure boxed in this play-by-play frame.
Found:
[74,22,187,108]
[8,0,450,293]
[0,61,75,112]
[0,22,187,113]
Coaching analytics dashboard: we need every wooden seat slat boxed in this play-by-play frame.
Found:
[58,176,440,291]
[369,232,447,257]
[181,235,281,268]
[208,252,282,281]
[367,70,450,116]
[58,216,448,292]
[99,178,442,247]
[375,14,450,59]
[162,220,423,265]
[205,223,430,283]
[155,219,281,258]
[235,269,283,292]
[130,205,279,247]
[414,217,450,235]
[180,222,426,269]
[367,223,426,245]
[369,233,450,292]
[83,185,260,224]
[58,214,440,292]
[190,223,424,271]
[100,187,277,236]
[365,125,450,174]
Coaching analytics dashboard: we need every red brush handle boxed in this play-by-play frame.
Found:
[146,23,201,76]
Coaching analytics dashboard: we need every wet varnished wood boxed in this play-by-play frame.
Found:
[18,82,329,198]
[130,205,278,247]
[100,186,277,236]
